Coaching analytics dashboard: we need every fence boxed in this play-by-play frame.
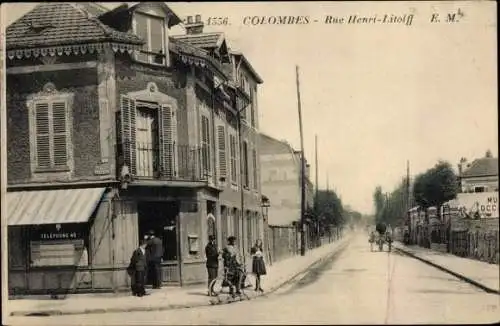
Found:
[265,224,342,266]
[450,229,500,264]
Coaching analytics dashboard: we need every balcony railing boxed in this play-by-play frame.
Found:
[117,141,208,182]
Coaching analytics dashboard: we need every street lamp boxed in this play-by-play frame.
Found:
[261,195,270,222]
[260,195,271,264]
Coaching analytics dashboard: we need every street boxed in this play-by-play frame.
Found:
[6,233,499,325]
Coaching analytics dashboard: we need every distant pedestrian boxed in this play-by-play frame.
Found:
[251,239,266,292]
[147,230,163,289]
[205,235,219,296]
[128,238,148,297]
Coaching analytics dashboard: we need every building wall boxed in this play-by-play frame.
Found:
[261,152,301,226]
[6,66,102,184]
[461,176,499,193]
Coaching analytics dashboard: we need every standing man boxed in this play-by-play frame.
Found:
[205,235,219,296]
[129,238,148,297]
[147,230,163,289]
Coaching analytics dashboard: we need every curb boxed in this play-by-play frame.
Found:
[394,246,500,295]
[10,237,351,317]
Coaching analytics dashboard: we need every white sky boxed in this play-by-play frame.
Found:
[2,2,497,214]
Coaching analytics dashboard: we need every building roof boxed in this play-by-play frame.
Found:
[461,157,498,178]
[230,50,263,84]
[259,133,296,155]
[6,2,143,50]
[172,33,225,49]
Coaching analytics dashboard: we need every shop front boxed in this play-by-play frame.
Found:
[7,187,108,295]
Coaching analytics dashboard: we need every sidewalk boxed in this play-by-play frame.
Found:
[8,235,351,317]
[394,242,500,294]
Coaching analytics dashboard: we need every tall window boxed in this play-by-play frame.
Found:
[230,134,237,184]
[243,141,249,188]
[217,125,227,180]
[252,148,258,189]
[29,92,72,172]
[134,12,166,65]
[201,115,211,176]
[250,86,256,127]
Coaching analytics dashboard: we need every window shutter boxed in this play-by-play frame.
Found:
[120,95,137,175]
[201,116,210,174]
[229,134,235,183]
[51,101,68,167]
[159,104,174,178]
[35,102,50,168]
[217,125,227,179]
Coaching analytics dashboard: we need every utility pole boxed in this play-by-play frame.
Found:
[296,65,306,256]
[315,135,319,246]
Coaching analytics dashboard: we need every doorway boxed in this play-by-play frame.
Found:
[138,201,179,261]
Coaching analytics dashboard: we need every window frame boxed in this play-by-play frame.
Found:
[217,124,228,182]
[242,141,250,188]
[133,11,167,66]
[28,91,74,175]
[229,133,238,185]
[200,114,211,177]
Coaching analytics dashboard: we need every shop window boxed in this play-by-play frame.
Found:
[28,223,90,267]
[207,214,216,240]
[138,201,179,261]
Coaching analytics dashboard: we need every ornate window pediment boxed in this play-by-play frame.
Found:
[127,82,178,107]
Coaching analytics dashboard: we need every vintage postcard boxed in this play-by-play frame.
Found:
[1,1,498,325]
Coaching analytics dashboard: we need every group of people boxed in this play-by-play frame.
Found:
[127,231,268,298]
[205,235,267,296]
[127,230,164,297]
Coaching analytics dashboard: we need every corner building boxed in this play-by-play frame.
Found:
[5,2,264,294]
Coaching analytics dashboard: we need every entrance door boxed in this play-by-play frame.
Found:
[136,106,159,178]
[137,201,180,284]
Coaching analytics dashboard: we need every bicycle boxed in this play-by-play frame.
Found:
[209,266,252,304]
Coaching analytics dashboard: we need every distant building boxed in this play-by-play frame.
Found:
[258,133,314,226]
[458,153,498,193]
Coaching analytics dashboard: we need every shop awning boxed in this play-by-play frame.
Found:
[6,188,106,226]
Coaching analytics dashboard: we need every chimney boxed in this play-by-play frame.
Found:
[184,14,204,35]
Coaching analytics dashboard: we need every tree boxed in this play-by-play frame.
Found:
[413,160,459,214]
[485,149,493,158]
[314,189,344,227]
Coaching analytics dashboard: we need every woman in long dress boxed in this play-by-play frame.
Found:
[251,239,266,292]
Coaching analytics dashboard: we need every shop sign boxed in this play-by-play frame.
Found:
[446,192,499,219]
[32,223,85,241]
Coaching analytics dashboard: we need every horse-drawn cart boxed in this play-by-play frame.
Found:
[369,223,393,252]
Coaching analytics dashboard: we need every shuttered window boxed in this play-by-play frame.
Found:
[201,115,211,175]
[229,134,237,184]
[217,125,227,179]
[33,100,70,169]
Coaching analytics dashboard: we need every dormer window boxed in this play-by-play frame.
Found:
[134,12,166,65]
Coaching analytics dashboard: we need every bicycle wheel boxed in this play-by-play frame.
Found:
[238,272,250,300]
[209,277,232,304]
